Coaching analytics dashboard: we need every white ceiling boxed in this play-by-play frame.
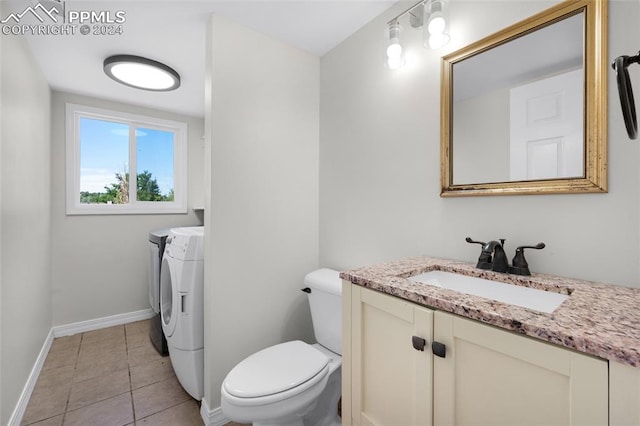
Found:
[14,0,397,118]
[454,11,584,102]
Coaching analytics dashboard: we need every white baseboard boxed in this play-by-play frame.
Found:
[9,308,156,425]
[200,398,229,426]
[7,328,54,426]
[52,308,155,337]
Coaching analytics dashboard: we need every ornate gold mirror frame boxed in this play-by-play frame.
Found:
[441,0,607,197]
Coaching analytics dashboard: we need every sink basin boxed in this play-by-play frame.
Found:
[408,270,568,314]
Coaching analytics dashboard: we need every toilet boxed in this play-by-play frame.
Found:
[221,268,342,426]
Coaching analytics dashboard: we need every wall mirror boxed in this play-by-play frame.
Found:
[440,0,607,197]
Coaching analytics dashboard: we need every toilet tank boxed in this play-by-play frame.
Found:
[304,268,342,355]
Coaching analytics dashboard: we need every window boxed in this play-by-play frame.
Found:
[66,103,187,214]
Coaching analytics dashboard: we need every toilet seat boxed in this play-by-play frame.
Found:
[223,341,329,402]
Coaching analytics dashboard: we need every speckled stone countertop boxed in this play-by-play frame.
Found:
[340,256,640,368]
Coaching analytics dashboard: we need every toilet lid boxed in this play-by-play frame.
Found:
[223,340,329,398]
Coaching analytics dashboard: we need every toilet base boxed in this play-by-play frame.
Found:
[303,362,341,426]
[254,419,304,426]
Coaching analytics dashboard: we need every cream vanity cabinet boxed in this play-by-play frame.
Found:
[433,310,607,426]
[342,283,609,425]
[343,284,434,425]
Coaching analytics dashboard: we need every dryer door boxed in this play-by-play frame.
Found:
[160,255,179,338]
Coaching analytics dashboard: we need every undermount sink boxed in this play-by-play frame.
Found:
[408,270,568,314]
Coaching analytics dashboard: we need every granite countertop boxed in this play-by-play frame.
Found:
[340,256,640,368]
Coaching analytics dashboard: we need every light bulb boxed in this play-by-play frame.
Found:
[387,42,402,59]
[428,33,450,49]
[387,56,404,70]
[384,22,405,69]
[428,16,445,35]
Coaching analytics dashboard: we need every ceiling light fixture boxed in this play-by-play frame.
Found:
[103,55,181,91]
[384,0,450,70]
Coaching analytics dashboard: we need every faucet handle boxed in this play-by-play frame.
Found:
[510,243,545,276]
[465,237,486,246]
[466,237,492,269]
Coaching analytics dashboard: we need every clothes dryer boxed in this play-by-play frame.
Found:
[160,226,204,400]
[148,227,173,356]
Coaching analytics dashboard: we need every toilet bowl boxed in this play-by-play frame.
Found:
[221,268,342,426]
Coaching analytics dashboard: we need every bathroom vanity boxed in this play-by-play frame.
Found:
[340,257,640,426]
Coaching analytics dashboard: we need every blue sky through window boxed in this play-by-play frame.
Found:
[79,117,128,193]
[137,127,174,197]
[79,118,174,196]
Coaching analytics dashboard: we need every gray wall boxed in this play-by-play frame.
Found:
[50,91,204,326]
[0,17,53,424]
[320,0,640,288]
[204,14,319,413]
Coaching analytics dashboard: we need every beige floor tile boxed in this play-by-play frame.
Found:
[76,345,127,372]
[127,340,163,367]
[137,399,203,425]
[63,393,133,426]
[81,325,125,345]
[67,368,130,411]
[130,357,175,390]
[125,328,150,350]
[124,319,150,335]
[35,365,75,392]
[49,335,81,354]
[23,322,198,426]
[21,385,70,425]
[73,357,129,383]
[79,328,126,356]
[41,347,78,371]
[22,367,74,424]
[132,376,191,419]
[23,414,63,426]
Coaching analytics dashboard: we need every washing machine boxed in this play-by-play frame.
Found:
[160,226,205,400]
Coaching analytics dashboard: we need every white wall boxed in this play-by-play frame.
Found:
[320,0,640,288]
[0,16,52,423]
[204,14,319,413]
[453,88,509,184]
[49,91,204,326]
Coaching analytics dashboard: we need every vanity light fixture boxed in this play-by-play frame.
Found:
[384,0,450,69]
[103,55,181,91]
[424,0,450,50]
[385,21,406,69]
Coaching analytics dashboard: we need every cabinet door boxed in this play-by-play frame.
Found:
[349,286,433,426]
[433,311,608,426]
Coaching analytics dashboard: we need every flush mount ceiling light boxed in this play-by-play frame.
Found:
[103,55,181,91]
[384,0,450,70]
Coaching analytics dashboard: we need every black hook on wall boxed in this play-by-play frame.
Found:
[612,52,640,140]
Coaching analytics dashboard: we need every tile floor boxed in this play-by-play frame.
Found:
[21,319,220,426]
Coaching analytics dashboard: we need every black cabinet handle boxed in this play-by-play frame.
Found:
[412,336,426,351]
[432,341,446,358]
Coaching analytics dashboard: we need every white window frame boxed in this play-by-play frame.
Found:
[66,103,188,215]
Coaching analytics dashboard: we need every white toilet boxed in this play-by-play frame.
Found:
[221,268,342,426]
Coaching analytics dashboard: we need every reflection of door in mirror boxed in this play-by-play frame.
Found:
[509,68,583,181]
[451,12,584,185]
